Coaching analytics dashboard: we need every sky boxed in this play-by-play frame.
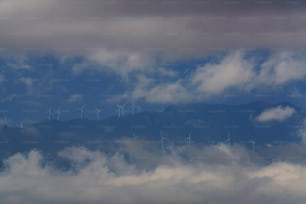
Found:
[1,1,306,203]
[1,0,306,123]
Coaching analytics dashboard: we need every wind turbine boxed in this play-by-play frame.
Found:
[96,108,102,120]
[160,131,166,153]
[226,130,231,145]
[186,132,192,146]
[133,132,137,141]
[131,103,135,116]
[48,107,52,120]
[116,104,125,118]
[80,106,84,120]
[249,140,256,152]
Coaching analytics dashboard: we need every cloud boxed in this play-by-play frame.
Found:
[1,1,306,103]
[70,49,154,76]
[0,0,306,61]
[85,49,155,76]
[67,94,82,103]
[1,144,306,204]
[130,75,190,103]
[19,77,35,87]
[191,51,254,94]
[258,51,306,85]
[256,106,296,122]
[127,50,306,103]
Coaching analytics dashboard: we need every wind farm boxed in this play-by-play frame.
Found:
[0,101,302,157]
[1,0,306,203]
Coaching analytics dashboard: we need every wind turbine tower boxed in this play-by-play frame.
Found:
[160,131,166,153]
[133,132,137,141]
[117,105,125,118]
[187,132,192,146]
[249,140,256,152]
[48,107,52,120]
[80,106,84,120]
[131,103,135,116]
[226,130,231,145]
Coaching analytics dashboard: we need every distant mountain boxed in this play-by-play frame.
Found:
[0,102,303,158]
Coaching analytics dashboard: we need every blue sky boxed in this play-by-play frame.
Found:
[1,49,306,123]
[1,0,306,123]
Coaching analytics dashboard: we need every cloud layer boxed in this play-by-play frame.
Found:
[1,0,306,59]
[1,143,306,204]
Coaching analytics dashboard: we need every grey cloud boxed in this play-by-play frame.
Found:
[0,0,306,60]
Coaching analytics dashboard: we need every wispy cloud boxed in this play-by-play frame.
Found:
[67,94,83,103]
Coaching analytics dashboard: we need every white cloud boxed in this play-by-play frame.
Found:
[129,52,254,103]
[67,94,82,103]
[191,51,254,94]
[131,75,190,103]
[1,145,306,204]
[88,49,153,76]
[256,106,296,122]
[127,50,306,103]
[258,51,306,85]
